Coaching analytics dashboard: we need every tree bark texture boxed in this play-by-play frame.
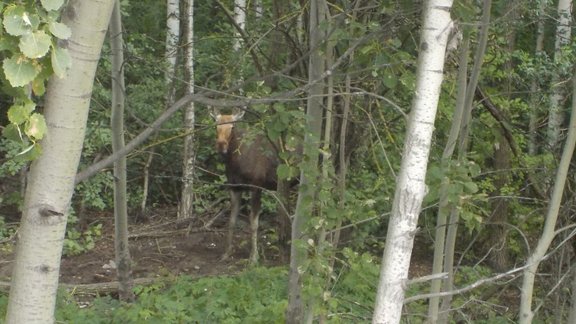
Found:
[287,0,325,322]
[110,0,134,302]
[546,0,572,151]
[372,1,453,323]
[5,1,115,323]
[179,0,196,220]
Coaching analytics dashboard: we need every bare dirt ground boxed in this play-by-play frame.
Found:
[0,206,433,292]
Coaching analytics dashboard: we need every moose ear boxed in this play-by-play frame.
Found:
[209,106,220,120]
[232,107,246,121]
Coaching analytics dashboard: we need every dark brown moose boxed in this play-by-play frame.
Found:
[213,109,279,264]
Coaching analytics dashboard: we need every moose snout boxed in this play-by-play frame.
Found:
[217,141,229,154]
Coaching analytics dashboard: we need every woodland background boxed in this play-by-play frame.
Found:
[0,0,575,322]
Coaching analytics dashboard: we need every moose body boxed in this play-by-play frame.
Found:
[214,111,279,264]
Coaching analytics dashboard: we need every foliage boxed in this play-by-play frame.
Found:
[54,267,288,323]
[0,1,71,152]
[62,212,103,256]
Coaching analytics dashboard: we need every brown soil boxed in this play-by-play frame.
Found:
[0,207,432,291]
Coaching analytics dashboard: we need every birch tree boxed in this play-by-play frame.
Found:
[372,1,454,322]
[110,0,134,301]
[5,0,115,323]
[142,0,180,213]
[519,70,576,324]
[179,0,196,220]
[546,0,572,151]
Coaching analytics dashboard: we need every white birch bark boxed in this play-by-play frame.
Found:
[519,70,576,323]
[233,0,246,53]
[372,1,454,323]
[5,1,115,323]
[141,0,181,214]
[165,0,180,106]
[546,0,572,150]
[179,0,196,220]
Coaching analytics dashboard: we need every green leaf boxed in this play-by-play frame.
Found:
[32,77,46,96]
[26,113,47,140]
[3,6,39,36]
[463,181,479,194]
[2,123,22,142]
[41,0,65,11]
[51,46,71,78]
[14,142,42,161]
[3,56,39,87]
[382,72,397,89]
[7,103,35,125]
[19,30,51,58]
[48,21,71,39]
[277,164,291,180]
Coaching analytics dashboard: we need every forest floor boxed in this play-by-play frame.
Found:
[0,206,433,293]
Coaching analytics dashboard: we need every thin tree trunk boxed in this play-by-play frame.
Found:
[427,33,469,324]
[141,0,181,214]
[568,264,576,323]
[372,1,454,322]
[546,0,572,151]
[179,0,196,220]
[519,69,576,323]
[287,0,325,322]
[110,0,134,302]
[529,0,547,156]
[5,1,115,323]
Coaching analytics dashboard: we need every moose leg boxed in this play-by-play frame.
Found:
[248,189,262,264]
[222,189,241,261]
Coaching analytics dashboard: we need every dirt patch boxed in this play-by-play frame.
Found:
[0,207,432,290]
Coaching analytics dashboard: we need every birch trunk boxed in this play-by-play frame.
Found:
[546,0,572,151]
[372,1,453,322]
[141,0,180,214]
[5,1,114,323]
[179,0,196,220]
[519,69,576,323]
[110,0,134,301]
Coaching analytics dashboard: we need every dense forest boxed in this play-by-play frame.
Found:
[0,0,575,322]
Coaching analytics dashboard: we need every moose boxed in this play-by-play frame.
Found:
[213,108,281,264]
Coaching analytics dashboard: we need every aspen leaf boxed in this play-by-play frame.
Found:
[48,21,71,39]
[40,0,65,11]
[51,46,71,78]
[32,77,45,96]
[277,164,291,180]
[3,6,39,36]
[15,143,42,161]
[25,113,47,140]
[7,103,34,125]
[19,30,51,58]
[3,56,39,87]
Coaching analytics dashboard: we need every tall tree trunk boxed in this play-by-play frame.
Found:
[5,1,115,323]
[179,0,196,220]
[141,0,181,214]
[519,68,576,323]
[110,0,134,302]
[287,0,325,322]
[427,32,470,324]
[373,1,454,322]
[529,0,547,156]
[546,0,572,151]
